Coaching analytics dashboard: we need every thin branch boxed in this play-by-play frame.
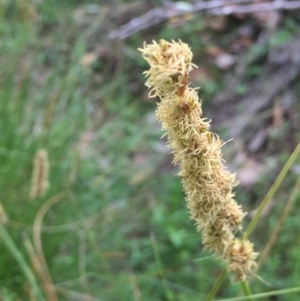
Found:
[108,0,300,40]
[210,0,300,15]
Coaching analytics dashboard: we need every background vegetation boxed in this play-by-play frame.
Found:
[1,0,300,300]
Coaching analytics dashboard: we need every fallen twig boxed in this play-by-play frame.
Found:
[108,0,300,39]
[210,0,300,14]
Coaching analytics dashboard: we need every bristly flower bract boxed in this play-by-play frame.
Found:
[140,39,257,281]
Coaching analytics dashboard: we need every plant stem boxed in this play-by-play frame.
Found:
[244,142,300,239]
[205,269,226,301]
[240,281,254,301]
[0,224,45,301]
[216,286,300,301]
[254,176,300,275]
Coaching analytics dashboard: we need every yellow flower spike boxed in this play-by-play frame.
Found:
[30,149,50,200]
[140,39,257,280]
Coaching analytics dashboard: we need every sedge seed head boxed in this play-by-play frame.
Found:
[140,39,257,281]
[30,149,50,200]
[227,239,258,281]
[139,40,197,97]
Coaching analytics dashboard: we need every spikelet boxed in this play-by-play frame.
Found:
[30,149,50,200]
[140,40,257,281]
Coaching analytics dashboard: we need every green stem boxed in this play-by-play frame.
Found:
[216,286,300,301]
[244,142,300,239]
[255,176,300,274]
[0,224,45,301]
[240,281,254,301]
[205,269,226,301]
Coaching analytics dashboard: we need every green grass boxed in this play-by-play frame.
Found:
[1,1,300,301]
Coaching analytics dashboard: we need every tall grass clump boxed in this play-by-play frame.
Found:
[140,40,257,281]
